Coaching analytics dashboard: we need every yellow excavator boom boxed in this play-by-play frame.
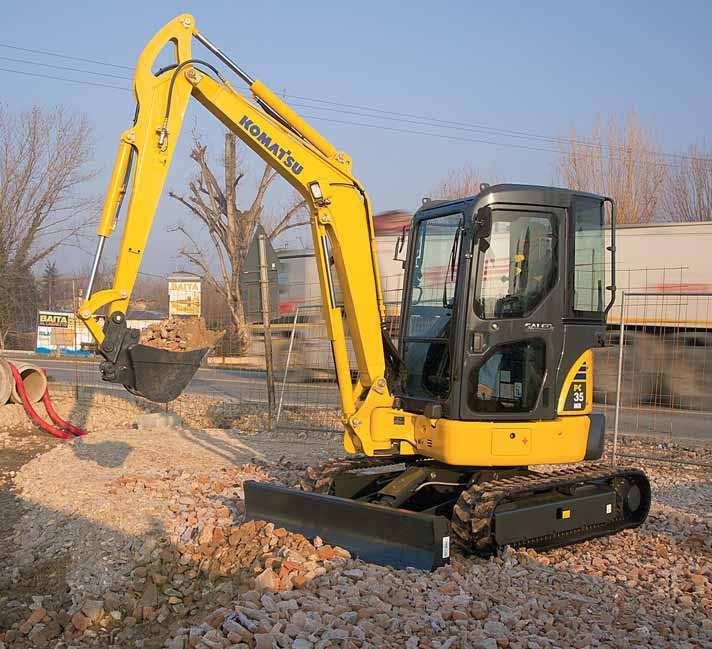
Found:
[77,13,398,454]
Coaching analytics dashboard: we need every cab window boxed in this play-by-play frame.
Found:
[475,210,557,319]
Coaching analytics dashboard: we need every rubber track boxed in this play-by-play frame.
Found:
[451,465,651,555]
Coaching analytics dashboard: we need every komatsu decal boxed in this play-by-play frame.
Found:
[238,116,304,175]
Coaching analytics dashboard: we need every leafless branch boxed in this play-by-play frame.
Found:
[169,131,304,354]
[664,142,712,222]
[267,197,308,240]
[0,104,97,346]
[557,111,667,224]
[431,166,499,200]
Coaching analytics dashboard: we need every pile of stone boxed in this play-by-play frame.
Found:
[112,464,350,590]
[140,317,224,352]
[2,439,710,648]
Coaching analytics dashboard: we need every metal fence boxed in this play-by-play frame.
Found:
[4,274,712,469]
[610,291,712,467]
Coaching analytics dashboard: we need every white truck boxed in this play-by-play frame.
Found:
[275,214,712,408]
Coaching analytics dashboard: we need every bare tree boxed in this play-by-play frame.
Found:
[0,105,95,349]
[263,194,309,242]
[557,111,667,224]
[664,143,712,222]
[133,275,170,313]
[431,166,498,201]
[169,132,307,355]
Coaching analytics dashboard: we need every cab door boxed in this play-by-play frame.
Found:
[459,204,564,422]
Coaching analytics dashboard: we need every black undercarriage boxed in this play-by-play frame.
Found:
[245,455,651,570]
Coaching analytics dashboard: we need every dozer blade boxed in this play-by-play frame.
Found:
[102,344,208,403]
[244,481,451,570]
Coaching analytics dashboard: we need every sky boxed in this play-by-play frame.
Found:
[2,0,711,276]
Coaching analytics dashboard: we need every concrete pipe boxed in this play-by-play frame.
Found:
[0,359,12,405]
[10,362,48,405]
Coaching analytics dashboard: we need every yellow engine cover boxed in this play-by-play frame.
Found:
[414,415,591,466]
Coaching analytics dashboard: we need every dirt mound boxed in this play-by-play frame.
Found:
[140,316,224,352]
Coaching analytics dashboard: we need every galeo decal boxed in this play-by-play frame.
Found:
[239,116,304,175]
[524,322,554,331]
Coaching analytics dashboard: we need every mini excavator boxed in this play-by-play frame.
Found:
[78,14,650,569]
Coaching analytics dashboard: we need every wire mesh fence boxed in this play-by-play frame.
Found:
[3,270,711,468]
[610,291,712,467]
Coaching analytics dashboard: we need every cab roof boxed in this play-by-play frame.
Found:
[418,183,608,216]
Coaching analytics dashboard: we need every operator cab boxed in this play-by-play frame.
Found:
[397,184,614,421]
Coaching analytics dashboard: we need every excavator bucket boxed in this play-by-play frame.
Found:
[244,481,451,570]
[97,313,208,403]
[118,344,208,402]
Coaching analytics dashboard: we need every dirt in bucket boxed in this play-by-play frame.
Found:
[139,316,224,352]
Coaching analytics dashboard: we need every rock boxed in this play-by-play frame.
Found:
[212,527,225,545]
[198,524,214,546]
[81,600,104,622]
[136,412,183,429]
[138,580,158,608]
[254,633,277,649]
[19,607,46,635]
[255,567,279,592]
[292,640,312,649]
[476,640,498,649]
[103,592,122,612]
[71,612,90,632]
[324,628,348,641]
[471,602,489,620]
[167,637,187,649]
[291,611,308,628]
[484,620,507,637]
[27,607,46,626]
[28,623,53,645]
[223,620,251,642]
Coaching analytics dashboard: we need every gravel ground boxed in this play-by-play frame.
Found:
[0,400,709,649]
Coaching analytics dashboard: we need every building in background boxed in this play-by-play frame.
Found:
[35,310,102,355]
[125,310,166,333]
[168,272,202,317]
[240,226,280,323]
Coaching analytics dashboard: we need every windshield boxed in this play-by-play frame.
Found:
[406,213,463,337]
[402,212,463,400]
[475,210,557,319]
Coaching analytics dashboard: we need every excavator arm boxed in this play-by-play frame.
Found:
[77,14,409,455]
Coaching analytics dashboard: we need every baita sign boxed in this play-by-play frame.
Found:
[38,312,71,328]
[36,310,100,355]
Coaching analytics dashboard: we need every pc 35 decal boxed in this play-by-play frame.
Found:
[239,116,304,175]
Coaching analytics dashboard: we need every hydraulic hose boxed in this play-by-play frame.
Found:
[42,391,88,437]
